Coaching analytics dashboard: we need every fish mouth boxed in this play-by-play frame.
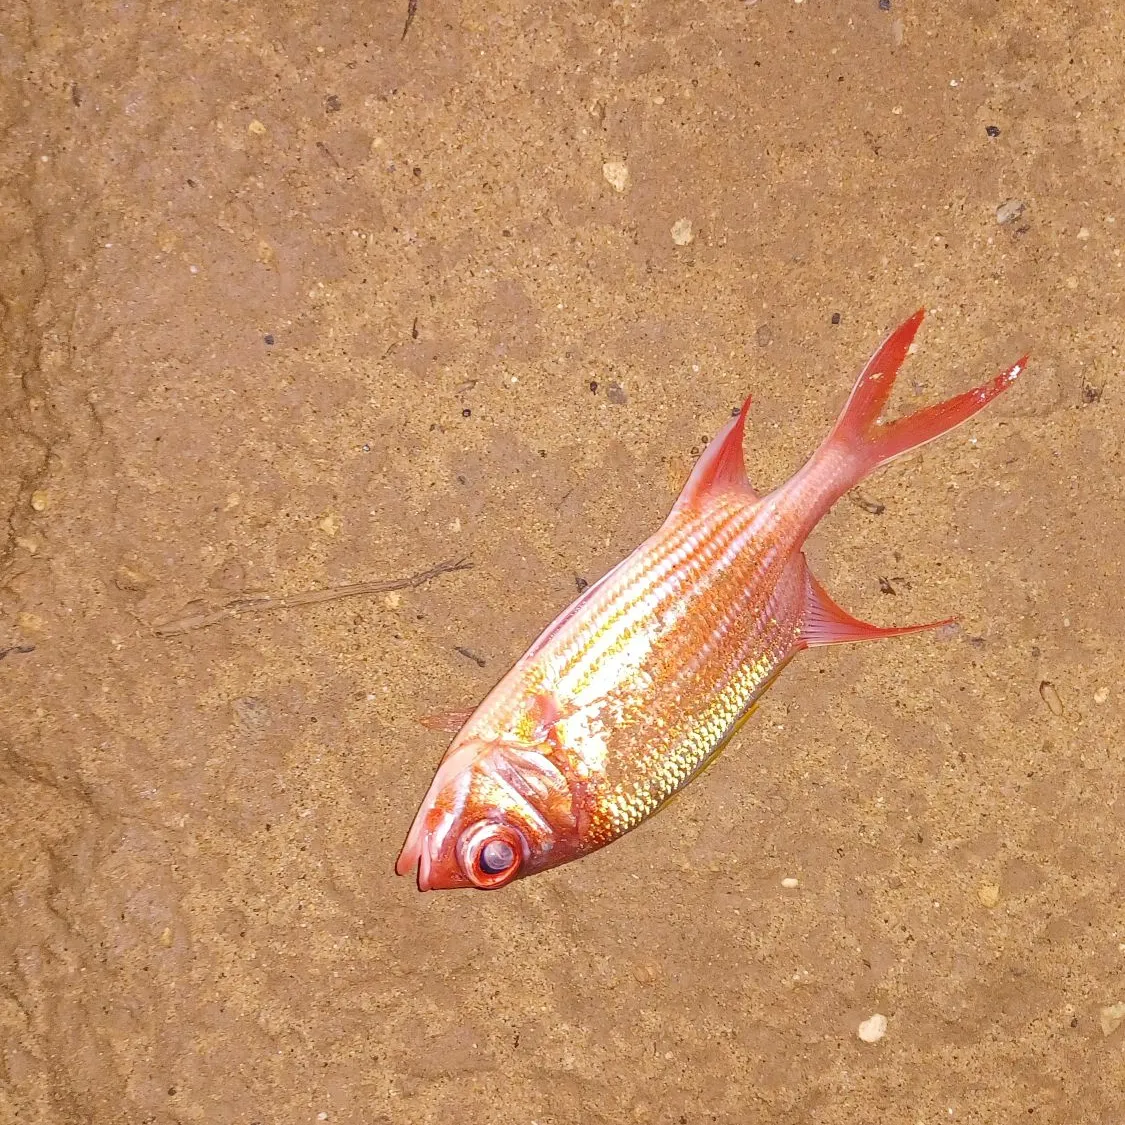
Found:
[396,812,453,891]
[395,742,481,888]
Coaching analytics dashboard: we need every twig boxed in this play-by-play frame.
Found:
[402,0,419,39]
[153,557,472,638]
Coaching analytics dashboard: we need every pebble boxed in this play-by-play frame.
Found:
[631,962,662,984]
[977,882,1001,908]
[1093,687,1109,704]
[1038,680,1063,716]
[781,877,799,889]
[1099,1002,1125,1037]
[30,489,51,511]
[318,512,339,537]
[247,119,267,136]
[857,1013,888,1043]
[996,199,1026,225]
[602,161,630,193]
[671,218,694,246]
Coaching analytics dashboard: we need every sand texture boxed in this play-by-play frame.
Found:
[2,1,1123,1122]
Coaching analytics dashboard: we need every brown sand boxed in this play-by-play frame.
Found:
[2,2,1123,1122]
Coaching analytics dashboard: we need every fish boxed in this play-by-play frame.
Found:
[396,310,1025,891]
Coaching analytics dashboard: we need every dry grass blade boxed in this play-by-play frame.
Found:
[153,557,472,638]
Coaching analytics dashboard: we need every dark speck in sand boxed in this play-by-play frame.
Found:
[986,124,1001,137]
[462,408,472,418]
[575,576,589,592]
[831,312,842,325]
[878,0,891,9]
[264,334,275,345]
[589,380,599,393]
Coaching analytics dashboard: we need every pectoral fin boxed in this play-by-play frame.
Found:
[419,708,477,733]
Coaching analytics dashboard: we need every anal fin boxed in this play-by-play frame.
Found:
[800,568,954,648]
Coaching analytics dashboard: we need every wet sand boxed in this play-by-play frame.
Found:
[2,2,1123,1122]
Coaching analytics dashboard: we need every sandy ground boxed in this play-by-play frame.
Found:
[2,1,1123,1122]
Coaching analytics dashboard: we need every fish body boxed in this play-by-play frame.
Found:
[397,310,1024,891]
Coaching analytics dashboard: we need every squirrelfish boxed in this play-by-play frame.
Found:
[396,310,1024,891]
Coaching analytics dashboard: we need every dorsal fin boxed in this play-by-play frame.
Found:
[672,394,757,514]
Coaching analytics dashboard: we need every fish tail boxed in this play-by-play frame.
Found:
[825,309,1025,472]
[791,310,1026,528]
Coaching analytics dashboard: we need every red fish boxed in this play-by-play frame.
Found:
[396,310,1024,891]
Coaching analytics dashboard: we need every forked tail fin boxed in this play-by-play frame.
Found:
[823,308,1025,478]
[788,310,1026,534]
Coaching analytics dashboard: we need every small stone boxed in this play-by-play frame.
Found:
[318,512,339,537]
[996,199,1026,225]
[1093,687,1109,705]
[606,381,628,405]
[857,1013,888,1043]
[755,323,773,347]
[115,564,151,592]
[671,218,694,246]
[602,161,630,193]
[985,124,1001,137]
[17,612,45,634]
[30,489,51,511]
[781,877,799,889]
[159,926,173,947]
[1099,1002,1125,1037]
[247,119,267,136]
[15,536,39,555]
[1077,227,1090,240]
[977,882,1001,908]
[383,591,402,610]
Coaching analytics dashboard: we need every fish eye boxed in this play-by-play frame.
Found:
[458,822,524,888]
[480,838,515,874]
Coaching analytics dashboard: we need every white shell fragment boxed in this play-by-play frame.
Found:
[671,218,694,245]
[857,1013,888,1043]
[602,161,631,192]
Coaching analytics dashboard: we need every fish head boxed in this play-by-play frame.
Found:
[395,738,582,891]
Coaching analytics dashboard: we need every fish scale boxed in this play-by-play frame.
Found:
[397,309,1026,890]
